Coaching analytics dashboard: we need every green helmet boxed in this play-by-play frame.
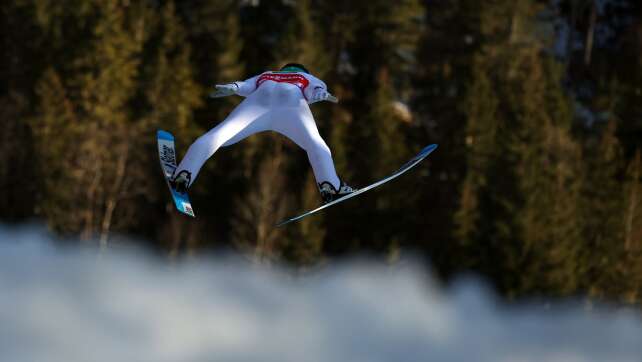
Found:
[280,63,310,74]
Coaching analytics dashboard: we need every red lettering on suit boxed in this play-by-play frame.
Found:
[256,73,310,99]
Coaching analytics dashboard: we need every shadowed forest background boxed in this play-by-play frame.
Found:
[1,0,641,304]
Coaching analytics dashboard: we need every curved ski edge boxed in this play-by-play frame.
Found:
[276,143,438,227]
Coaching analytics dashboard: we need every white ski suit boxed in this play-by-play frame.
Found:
[175,71,341,189]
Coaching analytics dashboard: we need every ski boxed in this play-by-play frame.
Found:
[157,130,195,217]
[276,144,438,226]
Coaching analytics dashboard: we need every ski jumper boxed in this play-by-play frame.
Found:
[174,71,341,189]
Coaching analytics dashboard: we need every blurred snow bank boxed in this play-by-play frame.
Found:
[1,225,641,362]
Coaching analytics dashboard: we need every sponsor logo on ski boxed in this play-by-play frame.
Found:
[160,144,176,164]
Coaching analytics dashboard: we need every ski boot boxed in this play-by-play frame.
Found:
[318,180,356,204]
[170,170,191,194]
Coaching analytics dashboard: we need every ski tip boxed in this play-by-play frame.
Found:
[157,129,174,141]
[276,217,297,227]
[419,144,438,156]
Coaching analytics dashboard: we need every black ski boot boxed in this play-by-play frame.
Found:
[318,180,356,203]
[170,170,191,194]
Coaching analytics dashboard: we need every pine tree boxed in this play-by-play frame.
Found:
[143,1,202,137]
[30,1,203,250]
[66,0,143,245]
[624,150,642,253]
[285,171,326,265]
[32,1,143,242]
[454,0,585,296]
[455,56,500,243]
[345,0,424,90]
[33,69,81,234]
[272,0,329,74]
[516,55,583,295]
[411,1,483,266]
[455,51,523,290]
[174,0,244,121]
[578,120,626,297]
[0,1,60,221]
[230,143,291,262]
[621,149,642,303]
[139,1,203,254]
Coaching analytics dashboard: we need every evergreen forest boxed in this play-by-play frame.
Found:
[2,0,642,304]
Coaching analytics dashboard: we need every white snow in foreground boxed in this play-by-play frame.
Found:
[0,225,641,362]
